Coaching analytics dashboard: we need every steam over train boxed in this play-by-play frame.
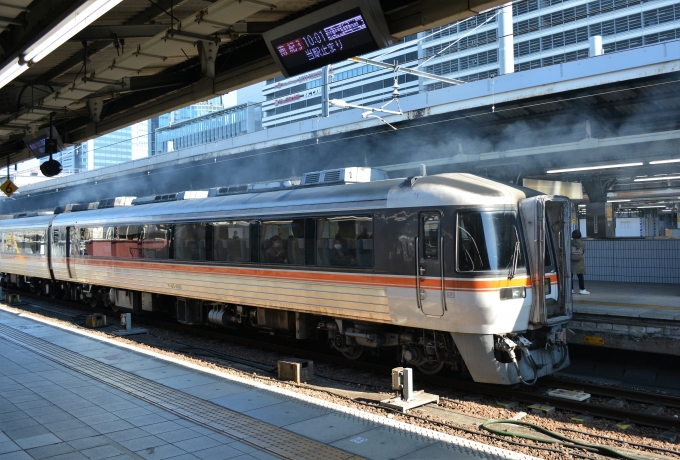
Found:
[0,168,572,385]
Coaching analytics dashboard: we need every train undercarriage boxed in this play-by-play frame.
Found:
[2,274,568,382]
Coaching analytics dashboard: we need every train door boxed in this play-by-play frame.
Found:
[417,212,445,317]
[66,227,77,279]
[519,196,571,325]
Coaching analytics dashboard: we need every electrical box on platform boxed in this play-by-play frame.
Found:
[85,314,107,328]
[278,358,314,383]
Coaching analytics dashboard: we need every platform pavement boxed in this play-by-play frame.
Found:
[571,281,680,320]
[0,306,537,460]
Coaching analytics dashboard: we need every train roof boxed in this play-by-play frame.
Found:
[3,174,535,228]
[0,214,54,231]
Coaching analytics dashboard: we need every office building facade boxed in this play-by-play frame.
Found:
[148,97,225,155]
[263,0,680,126]
[154,103,262,155]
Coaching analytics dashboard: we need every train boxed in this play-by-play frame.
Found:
[0,167,572,385]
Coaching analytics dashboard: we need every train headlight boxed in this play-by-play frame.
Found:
[499,286,526,300]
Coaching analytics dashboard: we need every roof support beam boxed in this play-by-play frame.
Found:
[65,55,278,144]
[69,24,169,41]
[37,0,192,82]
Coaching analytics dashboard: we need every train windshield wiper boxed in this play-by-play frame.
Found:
[507,229,520,280]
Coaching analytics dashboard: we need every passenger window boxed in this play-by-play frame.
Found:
[80,227,105,257]
[113,225,142,258]
[10,230,44,255]
[316,216,373,267]
[213,221,252,263]
[175,223,206,261]
[260,219,305,264]
[142,225,171,259]
[457,212,525,273]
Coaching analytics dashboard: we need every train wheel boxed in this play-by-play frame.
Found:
[416,360,445,375]
[340,346,364,360]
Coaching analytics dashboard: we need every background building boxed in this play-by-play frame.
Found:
[262,0,680,125]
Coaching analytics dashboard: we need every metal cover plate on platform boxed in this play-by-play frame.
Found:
[380,391,439,413]
[547,389,591,401]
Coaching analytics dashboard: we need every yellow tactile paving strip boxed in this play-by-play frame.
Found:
[0,323,361,460]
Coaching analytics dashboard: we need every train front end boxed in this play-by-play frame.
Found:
[452,195,572,385]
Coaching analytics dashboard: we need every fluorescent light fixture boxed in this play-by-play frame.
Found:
[24,0,123,63]
[607,199,630,202]
[634,175,680,182]
[0,58,26,89]
[547,162,643,174]
[0,0,122,92]
[637,205,665,208]
[649,158,680,164]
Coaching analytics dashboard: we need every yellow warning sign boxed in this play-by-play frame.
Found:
[583,336,605,346]
[1,179,17,197]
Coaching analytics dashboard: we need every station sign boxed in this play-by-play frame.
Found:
[1,179,17,197]
[263,0,392,78]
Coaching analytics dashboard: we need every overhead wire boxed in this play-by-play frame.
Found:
[13,71,680,201]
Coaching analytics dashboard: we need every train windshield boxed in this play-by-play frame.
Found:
[457,211,525,273]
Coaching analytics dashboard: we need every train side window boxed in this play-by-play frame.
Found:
[52,228,67,257]
[113,225,142,258]
[12,231,26,254]
[11,230,44,255]
[457,211,525,273]
[68,227,80,258]
[316,216,373,268]
[213,221,252,263]
[260,219,305,264]
[142,225,171,259]
[421,214,440,261]
[80,227,105,257]
[175,223,206,261]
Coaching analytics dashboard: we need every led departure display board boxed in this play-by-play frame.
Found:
[23,127,64,159]
[264,0,392,77]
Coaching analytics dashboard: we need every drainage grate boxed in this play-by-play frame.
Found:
[0,323,360,460]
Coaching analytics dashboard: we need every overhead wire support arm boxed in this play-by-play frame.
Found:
[349,56,465,86]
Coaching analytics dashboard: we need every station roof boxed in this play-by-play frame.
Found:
[0,0,509,166]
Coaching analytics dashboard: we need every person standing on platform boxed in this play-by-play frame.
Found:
[571,229,589,295]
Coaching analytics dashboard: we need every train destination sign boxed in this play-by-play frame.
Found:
[264,0,392,77]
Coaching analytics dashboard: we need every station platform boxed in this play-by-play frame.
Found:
[0,306,534,460]
[568,281,680,355]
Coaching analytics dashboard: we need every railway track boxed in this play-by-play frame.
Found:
[7,293,680,434]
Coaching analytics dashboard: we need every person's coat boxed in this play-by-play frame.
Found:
[571,239,586,275]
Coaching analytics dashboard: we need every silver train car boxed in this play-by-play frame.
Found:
[0,170,572,385]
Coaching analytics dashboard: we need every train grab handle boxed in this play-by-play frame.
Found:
[415,236,422,310]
